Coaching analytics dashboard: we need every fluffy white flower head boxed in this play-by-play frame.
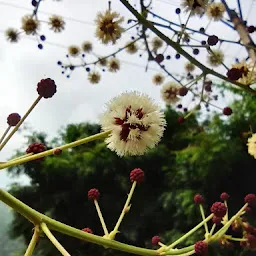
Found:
[248,133,256,159]
[100,91,166,157]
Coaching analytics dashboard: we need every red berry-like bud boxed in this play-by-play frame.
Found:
[204,83,212,92]
[155,54,164,63]
[88,188,100,200]
[223,107,232,116]
[226,68,242,81]
[178,116,185,124]
[210,202,227,218]
[179,87,188,96]
[207,35,218,46]
[247,26,255,33]
[7,113,21,126]
[82,227,93,234]
[243,222,254,233]
[245,206,252,214]
[212,216,222,225]
[220,192,229,201]
[247,234,256,250]
[26,142,47,161]
[244,194,256,206]
[152,235,161,246]
[53,148,62,155]
[194,194,204,204]
[130,168,144,184]
[37,78,57,98]
[194,241,208,255]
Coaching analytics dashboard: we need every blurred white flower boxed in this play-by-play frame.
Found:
[161,82,180,104]
[95,10,124,44]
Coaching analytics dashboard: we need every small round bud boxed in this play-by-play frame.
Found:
[38,44,43,50]
[227,68,242,81]
[53,148,62,156]
[40,35,46,41]
[37,78,57,98]
[152,236,161,245]
[244,194,256,206]
[7,113,21,126]
[207,35,219,46]
[247,26,255,33]
[31,0,37,7]
[212,216,222,225]
[210,202,227,218]
[155,54,164,63]
[194,194,204,204]
[179,87,188,96]
[223,107,232,116]
[194,241,208,255]
[88,188,100,200]
[193,49,199,55]
[220,192,230,201]
[175,8,181,14]
[130,168,144,184]
[175,54,180,59]
[177,116,185,124]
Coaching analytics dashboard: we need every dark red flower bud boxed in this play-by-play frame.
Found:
[88,188,100,200]
[37,78,57,98]
[152,236,161,246]
[130,168,144,184]
[7,113,21,126]
[194,194,204,204]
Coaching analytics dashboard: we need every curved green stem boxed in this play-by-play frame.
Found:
[94,200,109,236]
[0,189,157,256]
[41,223,71,256]
[111,181,137,237]
[0,131,111,170]
[165,214,214,250]
[24,225,40,256]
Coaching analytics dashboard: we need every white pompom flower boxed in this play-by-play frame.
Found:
[247,133,256,159]
[99,91,166,157]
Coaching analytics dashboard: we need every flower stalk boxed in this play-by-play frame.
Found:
[0,130,111,170]
[24,225,40,256]
[0,95,42,151]
[41,223,71,256]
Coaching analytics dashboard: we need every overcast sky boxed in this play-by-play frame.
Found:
[0,0,255,188]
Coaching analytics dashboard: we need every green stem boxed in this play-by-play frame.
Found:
[112,182,137,235]
[160,245,194,255]
[94,199,109,236]
[0,130,111,170]
[0,96,42,151]
[119,0,256,96]
[0,189,157,256]
[199,204,209,235]
[209,224,216,236]
[165,214,214,250]
[24,226,40,256]
[0,126,11,145]
[41,223,71,256]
